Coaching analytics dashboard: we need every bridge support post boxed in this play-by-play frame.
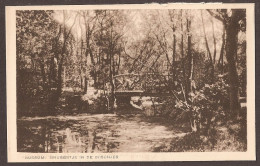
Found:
[115,95,132,109]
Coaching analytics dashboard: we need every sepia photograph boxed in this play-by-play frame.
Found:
[6,3,255,162]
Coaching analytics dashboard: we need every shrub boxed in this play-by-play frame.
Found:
[81,90,108,113]
[173,77,229,133]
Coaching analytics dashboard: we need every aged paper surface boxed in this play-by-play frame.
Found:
[6,3,255,162]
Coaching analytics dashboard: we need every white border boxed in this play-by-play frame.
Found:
[6,3,255,162]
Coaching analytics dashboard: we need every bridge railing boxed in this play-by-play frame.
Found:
[113,73,174,93]
[113,74,143,91]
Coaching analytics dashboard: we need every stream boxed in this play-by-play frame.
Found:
[17,113,187,153]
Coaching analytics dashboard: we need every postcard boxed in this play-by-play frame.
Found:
[6,3,255,162]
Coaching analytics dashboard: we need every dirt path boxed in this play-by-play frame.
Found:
[17,113,186,153]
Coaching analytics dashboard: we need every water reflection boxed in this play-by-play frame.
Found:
[44,128,88,153]
[17,113,178,153]
[17,116,120,153]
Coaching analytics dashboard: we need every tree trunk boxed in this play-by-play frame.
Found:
[116,54,120,75]
[40,59,46,88]
[109,53,115,111]
[219,24,226,74]
[84,76,88,93]
[57,62,63,97]
[211,18,217,65]
[63,67,66,88]
[225,13,240,117]
[172,33,176,89]
[112,54,116,76]
[57,39,66,97]
[226,18,240,116]
[87,36,97,88]
[49,56,56,87]
[108,20,115,112]
[180,10,186,96]
[186,18,192,99]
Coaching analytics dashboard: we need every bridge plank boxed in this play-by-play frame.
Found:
[115,91,171,97]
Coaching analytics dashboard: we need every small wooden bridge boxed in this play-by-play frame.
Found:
[113,73,174,97]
